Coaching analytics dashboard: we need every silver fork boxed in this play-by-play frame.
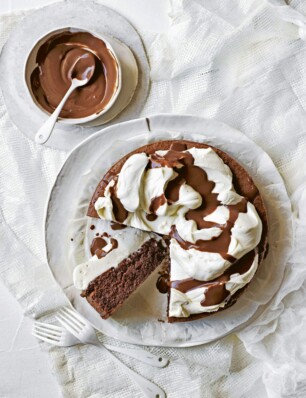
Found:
[34,316,168,367]
[56,307,166,398]
[33,319,166,398]
[33,321,81,346]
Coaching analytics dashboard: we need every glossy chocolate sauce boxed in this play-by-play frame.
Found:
[146,214,158,222]
[31,30,119,118]
[110,222,127,231]
[149,194,166,214]
[90,232,118,259]
[156,273,170,294]
[148,143,248,262]
[171,250,256,306]
[109,177,128,223]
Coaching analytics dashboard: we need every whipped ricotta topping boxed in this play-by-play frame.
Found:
[93,143,263,317]
[117,153,148,212]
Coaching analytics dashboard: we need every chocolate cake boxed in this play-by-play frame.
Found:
[77,140,268,322]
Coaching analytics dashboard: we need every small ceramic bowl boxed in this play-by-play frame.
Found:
[24,27,122,125]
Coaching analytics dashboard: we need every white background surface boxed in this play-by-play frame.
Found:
[0,1,169,397]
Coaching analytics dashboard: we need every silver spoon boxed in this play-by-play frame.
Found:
[35,59,95,145]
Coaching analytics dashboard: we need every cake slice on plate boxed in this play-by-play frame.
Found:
[73,220,168,319]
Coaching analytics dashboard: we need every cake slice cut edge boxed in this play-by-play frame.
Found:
[81,237,168,319]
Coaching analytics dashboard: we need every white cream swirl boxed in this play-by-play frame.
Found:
[117,153,148,212]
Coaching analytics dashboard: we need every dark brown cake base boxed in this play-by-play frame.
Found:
[87,140,269,323]
[81,238,168,319]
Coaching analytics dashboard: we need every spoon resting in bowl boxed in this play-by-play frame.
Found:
[35,52,95,145]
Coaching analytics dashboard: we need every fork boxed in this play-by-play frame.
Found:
[56,307,166,398]
[33,318,166,398]
[33,317,168,367]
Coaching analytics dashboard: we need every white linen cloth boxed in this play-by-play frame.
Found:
[1,0,306,397]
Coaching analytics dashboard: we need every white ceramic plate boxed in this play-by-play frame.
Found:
[45,114,293,347]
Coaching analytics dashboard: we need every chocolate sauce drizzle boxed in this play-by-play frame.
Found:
[90,232,118,259]
[109,177,128,223]
[171,249,256,306]
[146,214,158,222]
[148,143,248,262]
[149,194,166,214]
[156,273,170,294]
[110,222,127,230]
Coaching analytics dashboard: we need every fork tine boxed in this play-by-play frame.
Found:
[34,321,62,332]
[56,314,80,336]
[59,308,83,328]
[33,328,60,342]
[33,331,60,345]
[34,324,61,337]
[62,307,86,325]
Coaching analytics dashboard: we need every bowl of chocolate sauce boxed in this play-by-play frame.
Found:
[24,28,122,124]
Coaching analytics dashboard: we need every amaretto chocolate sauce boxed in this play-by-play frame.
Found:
[110,221,127,230]
[30,30,119,118]
[90,232,118,259]
[170,249,256,304]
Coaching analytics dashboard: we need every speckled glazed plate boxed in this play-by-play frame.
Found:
[44,114,293,347]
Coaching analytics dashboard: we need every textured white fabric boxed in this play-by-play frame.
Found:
[1,1,306,397]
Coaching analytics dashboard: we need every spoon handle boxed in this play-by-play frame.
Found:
[35,82,77,145]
